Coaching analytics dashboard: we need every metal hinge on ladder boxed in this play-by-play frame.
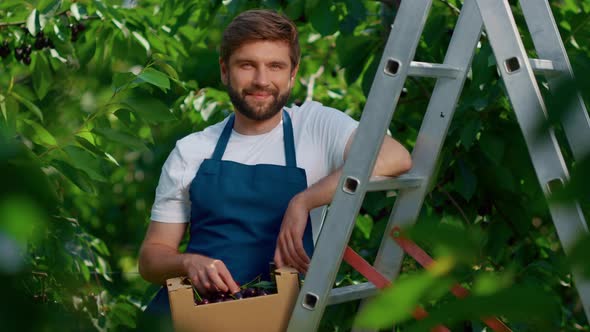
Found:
[286,0,590,331]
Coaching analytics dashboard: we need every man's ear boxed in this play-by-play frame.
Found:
[219,57,228,85]
[290,63,300,82]
[288,63,299,89]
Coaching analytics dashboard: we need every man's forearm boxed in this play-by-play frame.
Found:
[296,167,343,210]
[296,139,412,210]
[138,244,188,285]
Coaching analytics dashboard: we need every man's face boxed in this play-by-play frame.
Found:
[221,40,298,121]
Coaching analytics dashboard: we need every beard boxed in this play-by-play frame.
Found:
[227,79,291,121]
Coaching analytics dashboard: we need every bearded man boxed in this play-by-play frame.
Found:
[138,9,412,320]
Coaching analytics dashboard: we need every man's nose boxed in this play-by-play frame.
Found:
[252,68,270,87]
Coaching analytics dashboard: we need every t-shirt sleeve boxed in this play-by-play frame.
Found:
[307,103,358,172]
[150,145,191,223]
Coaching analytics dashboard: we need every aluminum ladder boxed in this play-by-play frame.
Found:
[286,0,590,331]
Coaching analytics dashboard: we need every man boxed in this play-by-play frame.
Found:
[139,9,412,316]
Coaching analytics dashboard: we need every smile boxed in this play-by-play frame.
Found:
[247,93,272,100]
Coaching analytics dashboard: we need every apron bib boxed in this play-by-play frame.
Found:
[144,110,314,315]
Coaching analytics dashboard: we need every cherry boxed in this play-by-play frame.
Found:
[0,41,10,58]
[45,38,54,49]
[34,32,46,50]
[23,55,31,65]
[14,47,23,61]
[242,288,257,298]
[69,24,79,42]
[34,39,44,50]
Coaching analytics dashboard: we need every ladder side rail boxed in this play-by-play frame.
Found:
[519,0,590,160]
[373,0,484,282]
[353,2,484,331]
[286,1,436,331]
[476,0,590,322]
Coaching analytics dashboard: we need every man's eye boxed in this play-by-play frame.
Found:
[241,63,253,69]
[270,64,283,70]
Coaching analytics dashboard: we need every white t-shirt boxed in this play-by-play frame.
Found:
[150,100,358,241]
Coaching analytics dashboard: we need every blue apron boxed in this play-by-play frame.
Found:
[144,110,314,316]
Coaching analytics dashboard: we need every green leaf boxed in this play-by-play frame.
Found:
[110,302,137,328]
[472,271,514,296]
[123,95,174,123]
[52,160,96,193]
[355,214,373,240]
[568,233,590,278]
[22,119,57,146]
[90,237,111,256]
[10,92,43,121]
[336,35,374,69]
[0,197,46,246]
[337,35,375,84]
[26,9,47,36]
[63,145,107,182]
[305,0,321,16]
[92,127,148,150]
[354,260,454,329]
[0,94,7,121]
[136,68,170,91]
[310,1,339,36]
[96,256,112,281]
[285,0,304,19]
[39,0,62,15]
[75,135,102,154]
[93,0,123,21]
[460,117,481,150]
[493,165,516,192]
[405,285,559,332]
[79,259,91,282]
[70,3,87,20]
[479,132,505,165]
[0,0,23,9]
[132,31,151,55]
[112,72,138,92]
[456,159,477,201]
[361,55,380,97]
[155,61,179,81]
[33,54,52,100]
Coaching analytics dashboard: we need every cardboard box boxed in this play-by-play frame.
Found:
[166,267,300,332]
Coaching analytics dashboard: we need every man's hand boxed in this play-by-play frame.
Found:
[274,194,311,273]
[182,253,240,296]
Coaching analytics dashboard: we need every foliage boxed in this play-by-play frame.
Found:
[1,0,589,331]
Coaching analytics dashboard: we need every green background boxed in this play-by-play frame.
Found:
[1,0,590,330]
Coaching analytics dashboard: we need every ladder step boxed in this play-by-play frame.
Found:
[408,59,558,79]
[327,282,378,305]
[409,61,462,78]
[367,174,423,192]
[529,58,560,77]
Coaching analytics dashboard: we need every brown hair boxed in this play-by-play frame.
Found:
[220,9,300,70]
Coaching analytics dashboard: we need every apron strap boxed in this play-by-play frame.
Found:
[210,110,297,168]
[211,114,235,160]
[282,110,297,168]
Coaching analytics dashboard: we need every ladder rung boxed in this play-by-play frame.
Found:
[529,58,560,77]
[367,174,423,192]
[409,61,462,79]
[408,59,559,78]
[327,282,378,305]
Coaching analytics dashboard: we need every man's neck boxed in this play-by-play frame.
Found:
[232,111,283,135]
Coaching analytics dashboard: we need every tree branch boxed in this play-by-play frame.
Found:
[0,9,70,29]
[303,66,325,102]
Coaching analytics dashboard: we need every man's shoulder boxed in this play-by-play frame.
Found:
[286,100,342,121]
[174,116,229,157]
